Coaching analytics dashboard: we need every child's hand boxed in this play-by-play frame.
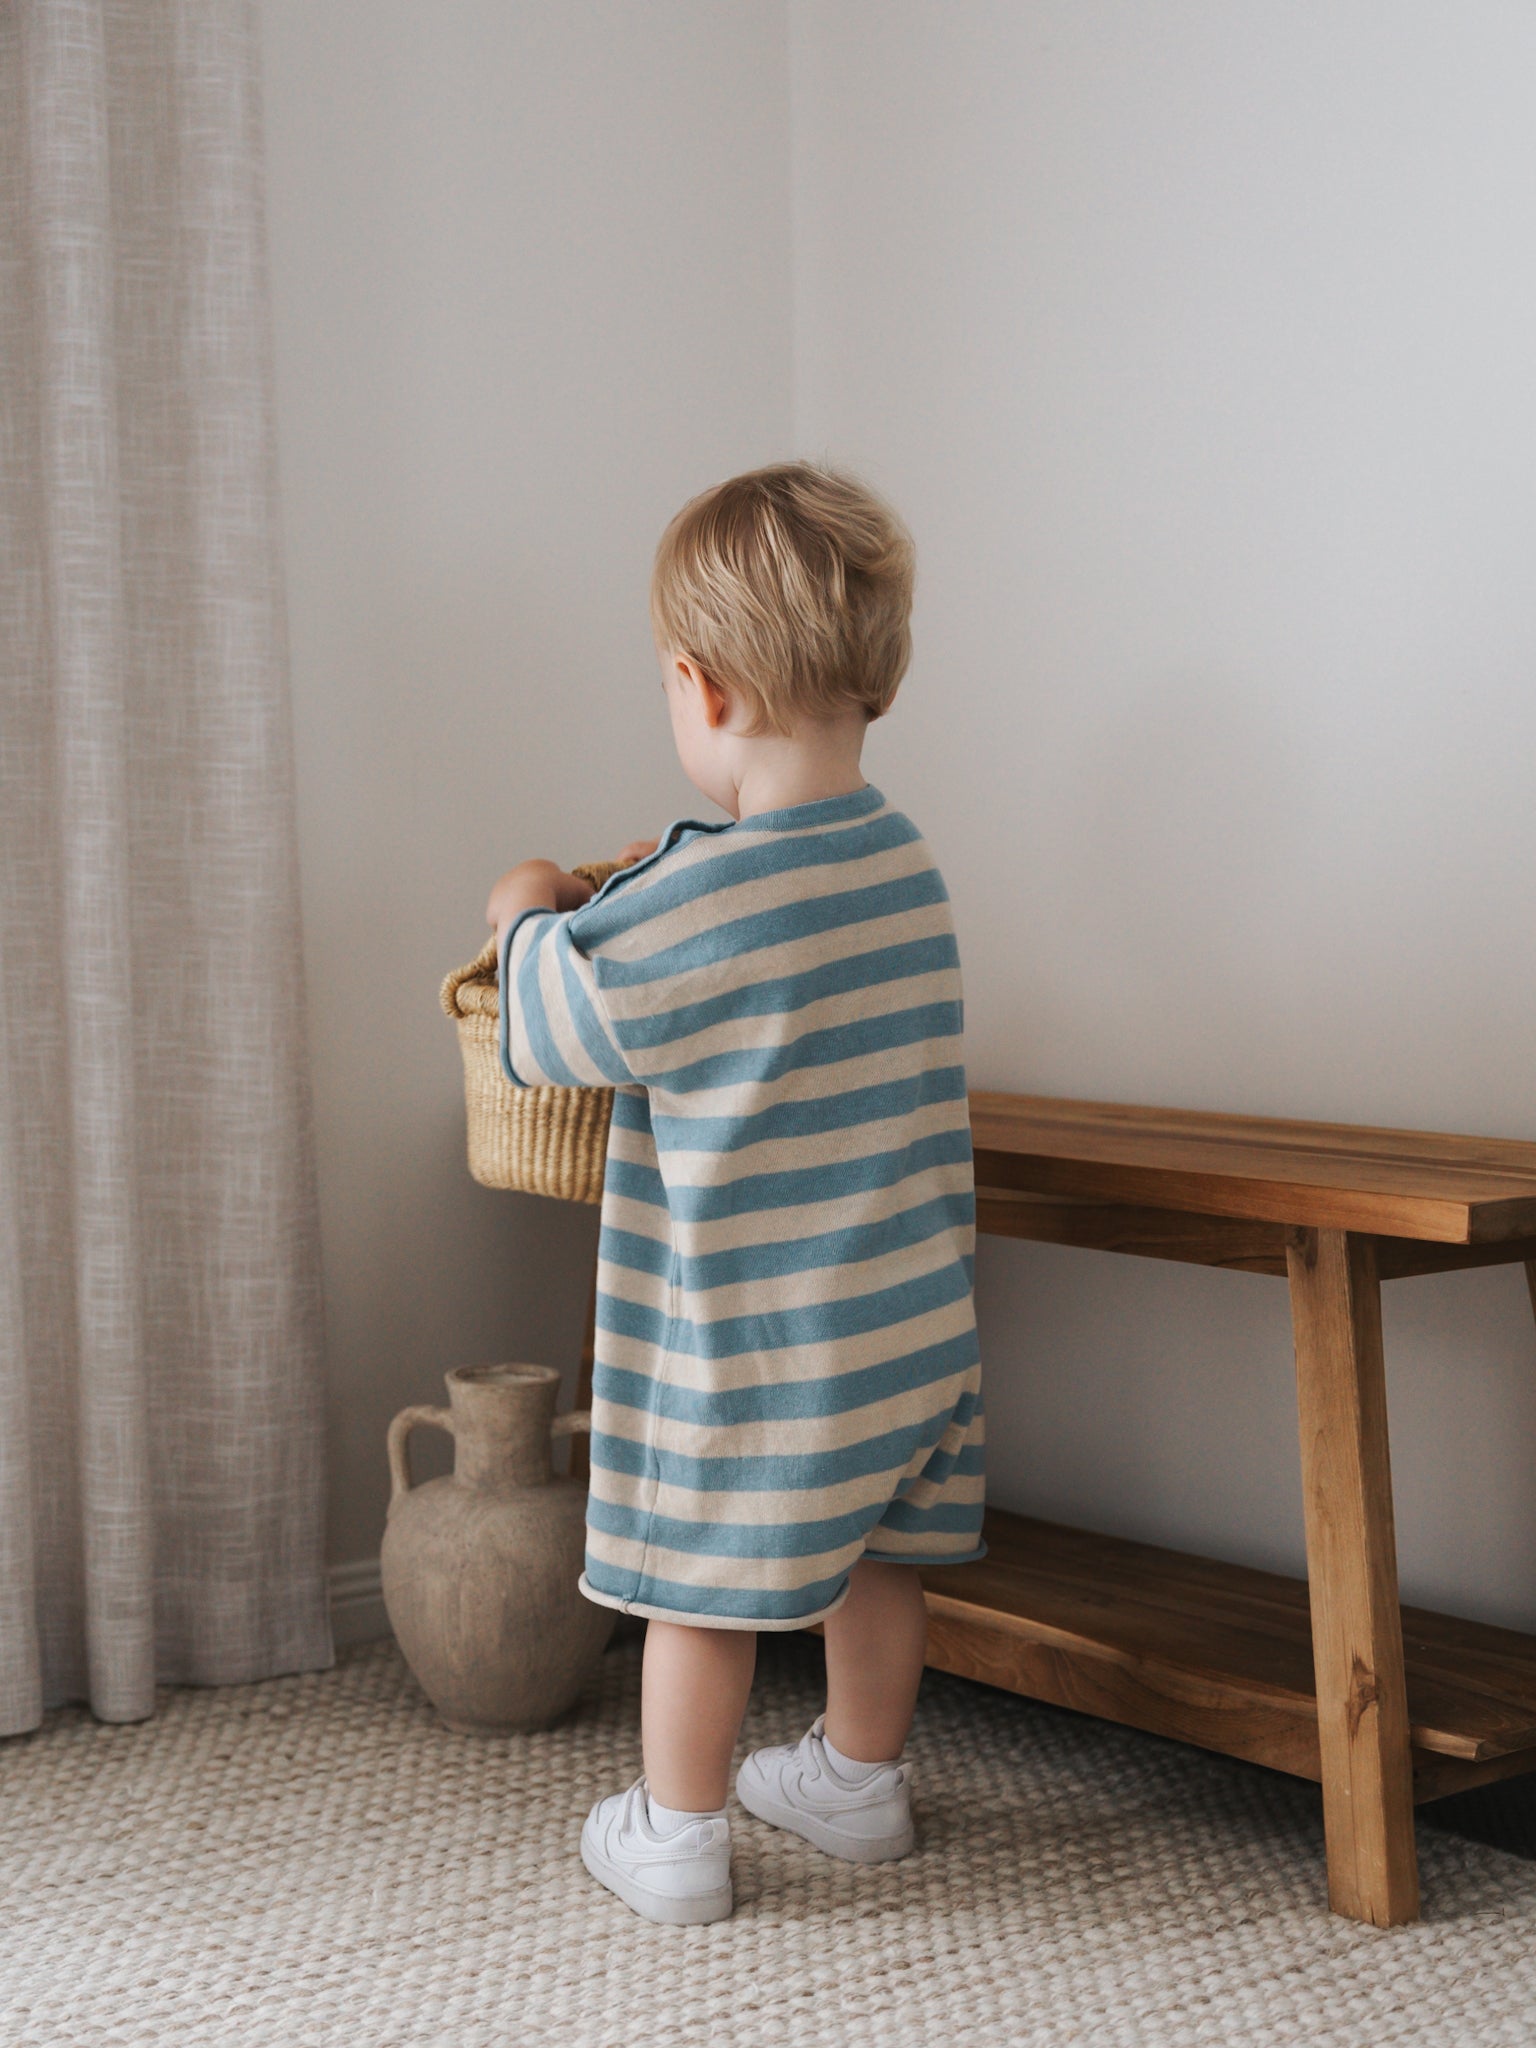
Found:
[616,838,660,864]
[486,859,595,952]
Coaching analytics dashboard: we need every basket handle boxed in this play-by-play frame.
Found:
[388,1404,453,1500]
[439,937,499,1020]
[551,1410,593,1438]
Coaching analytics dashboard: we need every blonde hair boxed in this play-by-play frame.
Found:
[650,461,915,739]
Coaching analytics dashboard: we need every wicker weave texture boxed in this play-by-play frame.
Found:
[440,861,630,1203]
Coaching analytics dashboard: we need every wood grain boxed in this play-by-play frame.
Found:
[921,1511,1536,1766]
[1412,1743,1536,1805]
[1287,1229,1418,1926]
[922,1597,1324,1781]
[920,1513,1536,1844]
[973,1190,1289,1273]
[974,1188,1536,1286]
[971,1093,1536,1243]
[1372,1236,1536,1280]
[948,1094,1536,1926]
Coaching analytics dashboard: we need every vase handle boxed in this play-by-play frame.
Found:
[550,1410,593,1438]
[388,1404,454,1500]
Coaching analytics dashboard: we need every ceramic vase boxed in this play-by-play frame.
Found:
[380,1363,614,1732]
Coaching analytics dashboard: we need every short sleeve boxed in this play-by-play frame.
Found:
[497,905,635,1089]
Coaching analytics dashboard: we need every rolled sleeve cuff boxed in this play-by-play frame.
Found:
[497,904,554,1089]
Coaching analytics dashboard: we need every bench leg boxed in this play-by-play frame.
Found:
[1525,1259,1536,1331]
[1286,1226,1419,1926]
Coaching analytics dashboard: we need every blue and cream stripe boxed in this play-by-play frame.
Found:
[498,782,985,1628]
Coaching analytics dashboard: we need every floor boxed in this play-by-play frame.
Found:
[3,1632,1535,2047]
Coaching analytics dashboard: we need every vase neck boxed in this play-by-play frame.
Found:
[446,1367,558,1490]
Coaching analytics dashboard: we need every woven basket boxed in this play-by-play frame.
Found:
[440,860,633,1203]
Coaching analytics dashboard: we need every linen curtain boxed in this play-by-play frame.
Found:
[0,0,331,1734]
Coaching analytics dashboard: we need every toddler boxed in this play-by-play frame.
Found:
[485,462,984,1923]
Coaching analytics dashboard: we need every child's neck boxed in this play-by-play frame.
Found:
[727,717,869,822]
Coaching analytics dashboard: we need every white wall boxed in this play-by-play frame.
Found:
[791,2,1536,1626]
[263,1,1536,1635]
[259,3,792,1573]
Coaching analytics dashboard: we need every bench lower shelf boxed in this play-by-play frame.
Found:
[918,1510,1536,1805]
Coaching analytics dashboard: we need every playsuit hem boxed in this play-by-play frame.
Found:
[575,1541,988,1632]
[578,1572,853,1631]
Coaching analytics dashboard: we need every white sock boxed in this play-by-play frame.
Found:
[646,1791,726,1834]
[820,1729,900,1783]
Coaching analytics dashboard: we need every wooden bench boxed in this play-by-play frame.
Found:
[920,1092,1536,1927]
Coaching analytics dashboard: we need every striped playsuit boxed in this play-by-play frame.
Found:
[497,782,985,1629]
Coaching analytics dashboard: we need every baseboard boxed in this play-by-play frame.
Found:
[328,1556,392,1648]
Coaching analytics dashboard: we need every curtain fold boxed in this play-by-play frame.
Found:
[0,0,332,1734]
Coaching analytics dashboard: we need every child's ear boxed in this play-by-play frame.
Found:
[700,674,732,730]
[677,654,731,731]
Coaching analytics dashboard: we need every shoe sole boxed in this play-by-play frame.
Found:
[734,1774,914,1864]
[580,1826,734,1925]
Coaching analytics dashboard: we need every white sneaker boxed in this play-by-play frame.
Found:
[734,1716,914,1863]
[580,1777,734,1925]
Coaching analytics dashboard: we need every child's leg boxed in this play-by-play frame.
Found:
[642,1619,757,1810]
[581,1621,747,1924]
[733,1557,923,1863]
[821,1557,928,1761]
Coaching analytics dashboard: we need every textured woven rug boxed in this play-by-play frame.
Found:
[3,1632,1536,2048]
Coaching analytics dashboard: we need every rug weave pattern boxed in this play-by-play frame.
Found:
[3,1634,1535,2046]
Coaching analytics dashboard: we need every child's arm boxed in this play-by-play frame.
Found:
[485,857,595,964]
[485,844,658,956]
[485,849,656,1090]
